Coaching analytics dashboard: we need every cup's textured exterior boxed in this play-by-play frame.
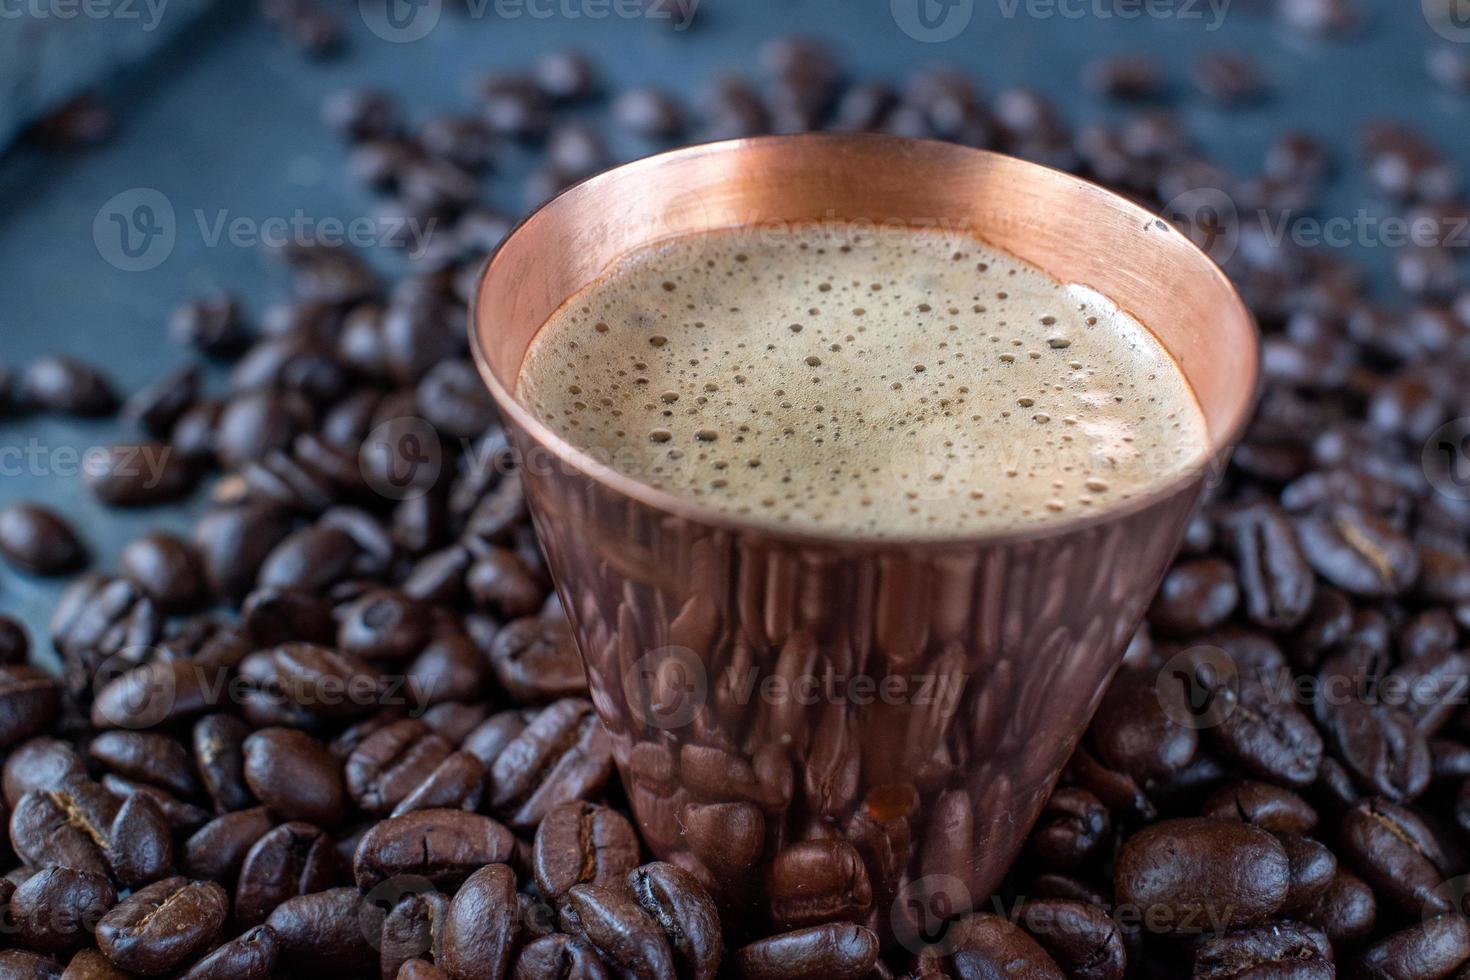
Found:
[472,134,1259,935]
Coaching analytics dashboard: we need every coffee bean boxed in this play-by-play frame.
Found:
[767,839,872,930]
[1200,780,1318,833]
[1222,503,1316,630]
[0,949,62,979]
[175,924,278,980]
[1302,868,1376,946]
[488,698,614,830]
[1191,51,1264,106]
[925,913,1064,979]
[1018,899,1125,980]
[1148,558,1239,637]
[264,888,377,975]
[353,808,515,890]
[183,807,275,882]
[234,820,337,927]
[345,718,452,814]
[625,862,722,980]
[86,442,197,506]
[0,666,62,750]
[193,504,294,599]
[125,363,201,439]
[0,614,30,664]
[11,781,172,887]
[1339,798,1449,916]
[243,727,346,826]
[439,863,518,980]
[1316,697,1430,803]
[10,867,116,955]
[1207,674,1323,788]
[510,935,609,979]
[489,616,587,703]
[613,88,684,140]
[1083,55,1165,101]
[171,294,252,357]
[1089,666,1198,781]
[533,801,640,900]
[59,948,130,979]
[0,503,87,575]
[1356,914,1470,980]
[559,883,677,980]
[1295,504,1421,597]
[1114,818,1289,933]
[1277,833,1337,915]
[21,356,117,416]
[95,877,227,974]
[1193,921,1332,979]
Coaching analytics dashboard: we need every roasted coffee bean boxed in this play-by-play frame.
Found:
[345,718,452,814]
[391,749,484,816]
[171,294,252,357]
[1193,921,1332,979]
[378,888,450,980]
[1222,503,1315,630]
[559,883,677,980]
[405,634,492,708]
[734,923,878,980]
[125,363,199,439]
[625,862,722,980]
[234,820,336,927]
[1018,899,1125,980]
[256,525,359,593]
[91,657,226,730]
[397,961,450,980]
[1207,674,1323,788]
[193,713,255,813]
[183,806,275,882]
[0,666,62,750]
[1148,559,1239,637]
[928,913,1063,979]
[5,737,86,806]
[118,532,203,610]
[1302,868,1376,946]
[1339,798,1449,915]
[489,615,587,704]
[1114,819,1289,933]
[321,88,396,142]
[243,727,346,826]
[10,867,116,955]
[1030,787,1110,871]
[1200,780,1317,833]
[1294,504,1420,597]
[242,587,337,660]
[533,801,640,900]
[265,887,377,975]
[767,839,872,930]
[353,808,515,890]
[10,781,172,887]
[193,504,294,599]
[0,503,87,575]
[85,442,197,506]
[21,355,118,415]
[1317,697,1431,802]
[1356,914,1470,980]
[338,588,429,662]
[0,949,62,979]
[248,642,383,720]
[1089,666,1197,780]
[95,877,227,975]
[1191,50,1263,106]
[1277,833,1336,914]
[439,863,519,980]
[176,925,278,980]
[613,88,684,140]
[1082,54,1165,100]
[60,948,130,979]
[88,730,198,800]
[0,613,30,664]
[511,935,609,980]
[488,698,614,830]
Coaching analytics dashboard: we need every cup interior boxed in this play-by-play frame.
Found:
[472,133,1259,533]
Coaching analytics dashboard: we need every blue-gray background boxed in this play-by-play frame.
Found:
[0,0,1464,646]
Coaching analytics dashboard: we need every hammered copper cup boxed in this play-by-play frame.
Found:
[470,133,1259,948]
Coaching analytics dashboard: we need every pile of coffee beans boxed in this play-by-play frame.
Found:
[1,23,1469,979]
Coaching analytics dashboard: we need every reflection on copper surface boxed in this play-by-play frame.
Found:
[471,134,1258,944]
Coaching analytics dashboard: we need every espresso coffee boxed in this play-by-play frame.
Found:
[517,222,1208,537]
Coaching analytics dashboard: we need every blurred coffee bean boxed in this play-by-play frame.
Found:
[0,503,86,574]
[21,355,117,415]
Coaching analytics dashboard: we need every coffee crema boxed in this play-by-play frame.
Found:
[517,222,1208,537]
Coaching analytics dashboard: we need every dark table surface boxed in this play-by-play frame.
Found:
[0,0,1464,650]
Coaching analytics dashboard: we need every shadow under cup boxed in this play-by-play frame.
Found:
[470,134,1259,945]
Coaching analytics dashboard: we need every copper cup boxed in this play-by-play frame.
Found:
[470,133,1258,946]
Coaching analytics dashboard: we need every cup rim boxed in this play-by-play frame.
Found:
[469,132,1261,550]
